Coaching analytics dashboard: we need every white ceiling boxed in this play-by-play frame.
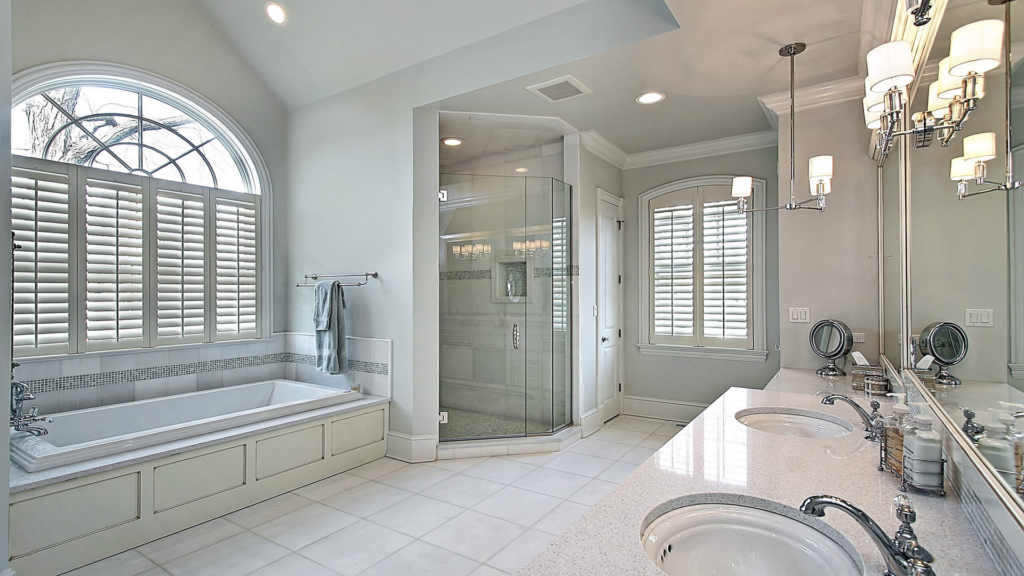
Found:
[438,113,567,166]
[194,0,591,109]
[433,0,868,154]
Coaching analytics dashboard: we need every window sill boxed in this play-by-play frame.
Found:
[636,344,768,362]
[15,337,276,363]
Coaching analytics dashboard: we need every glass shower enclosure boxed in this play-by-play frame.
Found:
[439,174,572,440]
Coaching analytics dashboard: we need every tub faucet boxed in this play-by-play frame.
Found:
[801,494,935,576]
[11,381,51,436]
[822,394,883,441]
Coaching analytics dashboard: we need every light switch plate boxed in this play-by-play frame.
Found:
[965,309,995,327]
[789,308,810,323]
[853,333,866,343]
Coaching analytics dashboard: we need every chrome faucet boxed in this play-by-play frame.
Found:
[960,407,985,444]
[801,494,936,576]
[11,381,51,436]
[822,394,883,441]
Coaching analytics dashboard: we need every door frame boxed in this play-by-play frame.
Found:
[595,187,624,427]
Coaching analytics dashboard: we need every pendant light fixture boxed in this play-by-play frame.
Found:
[733,43,834,214]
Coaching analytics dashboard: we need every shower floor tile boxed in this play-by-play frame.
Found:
[438,407,553,439]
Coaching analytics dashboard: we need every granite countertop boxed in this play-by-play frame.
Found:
[517,386,994,576]
[10,395,391,493]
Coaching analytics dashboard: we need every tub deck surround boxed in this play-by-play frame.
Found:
[516,388,995,576]
[10,395,390,493]
[11,380,363,472]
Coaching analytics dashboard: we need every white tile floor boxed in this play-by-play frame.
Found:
[64,416,683,576]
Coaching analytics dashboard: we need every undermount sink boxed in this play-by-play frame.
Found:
[735,407,855,439]
[642,501,862,576]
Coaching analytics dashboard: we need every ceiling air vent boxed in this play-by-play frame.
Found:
[527,75,592,104]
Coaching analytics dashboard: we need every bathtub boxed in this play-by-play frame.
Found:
[10,380,362,472]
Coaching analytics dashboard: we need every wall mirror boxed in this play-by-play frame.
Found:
[899,0,1024,513]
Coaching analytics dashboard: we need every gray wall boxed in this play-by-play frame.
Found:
[621,148,781,406]
[1,0,13,569]
[778,99,881,370]
[12,0,291,332]
[578,147,624,415]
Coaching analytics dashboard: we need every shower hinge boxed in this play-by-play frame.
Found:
[439,411,448,424]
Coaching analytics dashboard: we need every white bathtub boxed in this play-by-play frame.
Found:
[11,380,362,472]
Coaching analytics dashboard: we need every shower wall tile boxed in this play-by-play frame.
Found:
[197,370,224,391]
[167,375,198,396]
[100,381,136,406]
[136,379,169,401]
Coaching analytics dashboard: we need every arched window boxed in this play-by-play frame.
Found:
[12,77,258,194]
[9,67,267,356]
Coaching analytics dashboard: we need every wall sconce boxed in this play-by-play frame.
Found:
[866,19,1003,157]
[452,243,491,260]
[733,43,835,214]
[513,240,550,257]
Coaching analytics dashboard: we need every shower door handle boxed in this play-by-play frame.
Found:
[513,323,520,350]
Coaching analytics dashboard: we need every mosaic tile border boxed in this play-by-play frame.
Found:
[441,266,579,280]
[950,456,1024,576]
[21,353,389,395]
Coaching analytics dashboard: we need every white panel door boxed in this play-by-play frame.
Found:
[597,193,623,423]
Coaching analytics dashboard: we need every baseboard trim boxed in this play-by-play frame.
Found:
[622,395,709,424]
[581,409,603,438]
[1,567,16,576]
[386,431,438,463]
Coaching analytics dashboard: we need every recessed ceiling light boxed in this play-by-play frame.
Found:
[265,2,286,24]
[636,92,666,104]
[441,137,463,147]
[515,168,528,173]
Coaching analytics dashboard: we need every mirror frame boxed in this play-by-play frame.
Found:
[878,0,1024,533]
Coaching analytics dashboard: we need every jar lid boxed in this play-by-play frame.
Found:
[915,430,940,441]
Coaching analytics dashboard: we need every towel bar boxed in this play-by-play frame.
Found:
[295,272,378,287]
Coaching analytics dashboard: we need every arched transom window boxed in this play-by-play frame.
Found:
[12,79,257,194]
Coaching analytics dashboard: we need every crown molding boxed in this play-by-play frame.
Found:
[580,130,628,169]
[624,130,778,170]
[757,76,865,129]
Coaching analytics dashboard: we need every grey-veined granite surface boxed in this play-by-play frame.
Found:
[10,395,390,493]
[516,387,994,576]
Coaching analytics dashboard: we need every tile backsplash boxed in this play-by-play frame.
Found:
[16,333,392,414]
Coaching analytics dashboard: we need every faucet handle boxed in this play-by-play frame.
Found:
[870,400,881,414]
[892,494,916,524]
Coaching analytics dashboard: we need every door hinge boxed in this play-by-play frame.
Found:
[617,220,624,230]
[618,329,622,337]
[618,275,621,284]
[439,411,448,424]
[618,382,622,392]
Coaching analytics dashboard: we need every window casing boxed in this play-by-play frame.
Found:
[638,177,766,360]
[12,155,261,358]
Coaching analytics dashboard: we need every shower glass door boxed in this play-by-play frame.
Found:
[439,174,572,441]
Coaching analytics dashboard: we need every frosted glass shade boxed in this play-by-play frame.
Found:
[731,176,753,198]
[963,132,997,163]
[927,82,951,117]
[950,157,974,181]
[937,58,961,99]
[863,104,882,130]
[809,156,834,180]
[949,20,1004,77]
[864,78,885,113]
[866,42,915,92]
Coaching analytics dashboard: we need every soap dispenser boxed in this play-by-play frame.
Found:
[903,414,944,490]
[998,402,1024,491]
[978,413,1018,489]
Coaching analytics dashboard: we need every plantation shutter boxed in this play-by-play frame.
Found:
[552,216,569,332]
[701,193,752,347]
[11,162,76,356]
[153,184,207,344]
[650,188,696,344]
[82,174,147,350]
[214,193,260,339]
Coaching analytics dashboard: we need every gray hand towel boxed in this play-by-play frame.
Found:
[314,281,348,374]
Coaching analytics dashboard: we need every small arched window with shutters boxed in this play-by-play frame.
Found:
[9,71,264,357]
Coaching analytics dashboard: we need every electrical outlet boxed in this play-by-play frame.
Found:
[853,333,866,343]
[965,309,994,327]
[789,308,810,323]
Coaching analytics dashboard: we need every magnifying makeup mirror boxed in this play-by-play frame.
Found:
[809,319,854,378]
[919,321,968,387]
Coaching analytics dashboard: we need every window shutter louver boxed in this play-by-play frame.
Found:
[214,194,259,338]
[702,200,749,342]
[651,204,695,340]
[11,166,74,356]
[552,217,569,332]
[154,186,206,343]
[83,176,146,349]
